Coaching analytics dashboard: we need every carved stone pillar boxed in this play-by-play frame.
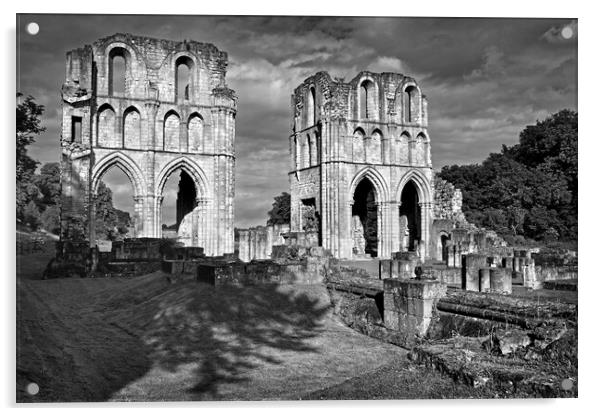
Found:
[133,194,144,237]
[418,201,433,261]
[155,195,164,238]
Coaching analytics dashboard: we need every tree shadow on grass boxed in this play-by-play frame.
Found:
[108,280,331,400]
[18,273,331,402]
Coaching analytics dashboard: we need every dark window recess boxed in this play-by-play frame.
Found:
[72,116,82,143]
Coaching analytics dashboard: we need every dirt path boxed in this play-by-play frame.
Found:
[17,272,408,402]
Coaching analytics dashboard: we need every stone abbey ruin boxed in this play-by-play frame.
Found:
[60,33,235,255]
[48,33,577,397]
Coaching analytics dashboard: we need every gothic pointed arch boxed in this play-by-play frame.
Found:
[155,156,209,199]
[97,103,117,147]
[90,152,146,197]
[349,166,389,204]
[123,105,142,149]
[163,109,181,151]
[395,169,432,204]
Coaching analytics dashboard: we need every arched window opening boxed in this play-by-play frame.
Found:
[123,107,141,149]
[440,233,451,263]
[95,167,136,240]
[307,87,316,126]
[400,131,411,164]
[71,116,82,143]
[352,127,365,162]
[404,86,419,124]
[366,129,383,164]
[109,48,127,96]
[360,81,369,119]
[352,178,378,257]
[176,56,194,102]
[98,105,117,147]
[415,132,427,165]
[360,80,376,119]
[293,136,299,170]
[302,134,311,168]
[161,169,198,243]
[163,111,181,151]
[188,113,204,152]
[314,132,320,165]
[399,180,421,252]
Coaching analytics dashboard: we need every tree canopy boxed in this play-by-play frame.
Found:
[438,109,577,242]
[15,94,132,239]
[16,93,45,219]
[267,192,291,226]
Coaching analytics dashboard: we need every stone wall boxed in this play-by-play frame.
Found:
[197,245,333,286]
[433,177,466,224]
[60,33,236,256]
[288,71,435,261]
[236,223,290,262]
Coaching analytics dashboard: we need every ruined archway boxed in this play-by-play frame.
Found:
[399,180,421,252]
[94,167,136,241]
[352,178,379,257]
[439,232,451,264]
[89,153,146,241]
[155,157,209,247]
[160,169,197,244]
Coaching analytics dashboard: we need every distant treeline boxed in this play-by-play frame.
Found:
[437,109,577,243]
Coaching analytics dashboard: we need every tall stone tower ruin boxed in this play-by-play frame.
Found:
[60,33,236,255]
[289,71,434,260]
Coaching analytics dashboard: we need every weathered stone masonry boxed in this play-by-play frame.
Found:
[288,71,434,260]
[60,33,236,255]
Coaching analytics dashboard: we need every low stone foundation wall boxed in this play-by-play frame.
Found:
[196,259,323,286]
[196,244,335,287]
[98,261,162,277]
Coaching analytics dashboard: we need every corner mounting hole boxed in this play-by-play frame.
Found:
[26,22,40,35]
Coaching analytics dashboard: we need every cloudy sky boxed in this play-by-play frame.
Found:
[16,14,577,228]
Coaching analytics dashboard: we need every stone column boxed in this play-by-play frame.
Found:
[196,196,210,253]
[391,202,401,255]
[418,201,433,261]
[133,195,144,237]
[376,201,383,258]
[346,198,355,259]
[155,195,164,238]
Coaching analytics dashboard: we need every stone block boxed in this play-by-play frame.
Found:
[462,254,488,291]
[379,259,393,280]
[490,268,512,294]
[479,267,491,292]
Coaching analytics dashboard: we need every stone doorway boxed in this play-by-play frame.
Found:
[352,178,378,257]
[400,181,421,252]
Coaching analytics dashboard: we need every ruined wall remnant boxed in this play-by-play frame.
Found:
[60,33,237,256]
[236,223,290,262]
[288,71,434,260]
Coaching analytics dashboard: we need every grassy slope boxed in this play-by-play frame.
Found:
[16,237,515,402]
[19,270,434,402]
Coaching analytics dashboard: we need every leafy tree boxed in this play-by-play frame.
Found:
[438,109,577,242]
[40,204,61,235]
[35,162,61,206]
[94,181,119,240]
[267,192,291,225]
[23,200,41,229]
[16,93,45,219]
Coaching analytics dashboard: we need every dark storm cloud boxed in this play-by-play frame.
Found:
[17,15,577,228]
